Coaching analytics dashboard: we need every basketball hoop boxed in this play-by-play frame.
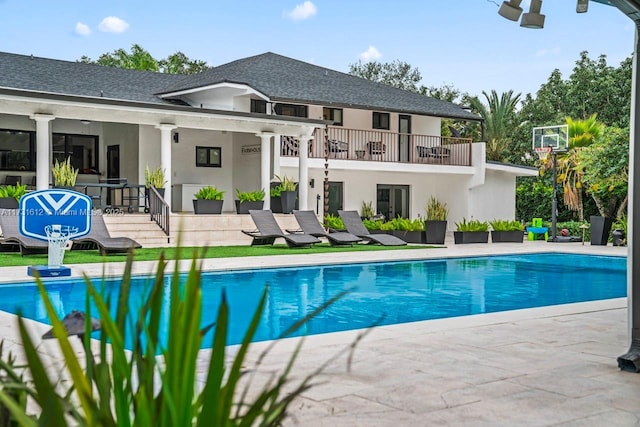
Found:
[534,146,552,161]
[45,224,78,268]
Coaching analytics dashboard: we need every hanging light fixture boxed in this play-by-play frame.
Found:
[498,0,523,21]
[520,0,545,28]
[576,0,589,13]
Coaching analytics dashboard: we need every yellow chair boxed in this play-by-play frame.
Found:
[527,218,549,241]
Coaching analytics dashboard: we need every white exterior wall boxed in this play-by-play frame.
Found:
[468,170,517,221]
[103,123,138,183]
[138,125,161,186]
[232,133,262,194]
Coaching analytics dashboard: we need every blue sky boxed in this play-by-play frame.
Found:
[0,0,634,98]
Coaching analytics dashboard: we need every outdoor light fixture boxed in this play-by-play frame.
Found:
[576,0,589,13]
[520,0,545,29]
[498,0,523,21]
[80,119,91,125]
[173,132,179,144]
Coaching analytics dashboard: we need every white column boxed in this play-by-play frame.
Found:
[257,133,274,210]
[273,134,281,178]
[30,114,55,190]
[156,124,176,210]
[298,136,312,210]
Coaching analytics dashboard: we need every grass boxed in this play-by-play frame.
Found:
[0,243,432,267]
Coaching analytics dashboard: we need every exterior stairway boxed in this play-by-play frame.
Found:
[103,212,301,248]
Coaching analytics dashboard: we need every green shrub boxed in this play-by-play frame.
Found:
[384,217,425,231]
[363,218,384,230]
[0,250,360,425]
[425,197,448,221]
[193,186,225,200]
[235,188,265,202]
[0,184,27,201]
[490,219,524,232]
[323,214,344,231]
[455,218,489,232]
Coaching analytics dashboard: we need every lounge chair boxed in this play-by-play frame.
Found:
[338,210,407,246]
[0,208,48,255]
[70,210,141,255]
[292,210,362,246]
[242,209,321,248]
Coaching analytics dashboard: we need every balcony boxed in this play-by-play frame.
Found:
[280,126,473,166]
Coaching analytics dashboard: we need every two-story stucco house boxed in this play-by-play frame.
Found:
[0,51,536,240]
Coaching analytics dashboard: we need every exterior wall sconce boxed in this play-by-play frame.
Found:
[173,132,179,144]
[309,178,315,188]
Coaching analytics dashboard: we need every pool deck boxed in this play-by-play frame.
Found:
[0,240,638,426]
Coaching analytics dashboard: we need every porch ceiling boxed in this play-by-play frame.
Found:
[0,90,325,136]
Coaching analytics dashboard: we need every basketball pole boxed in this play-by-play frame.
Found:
[550,146,558,243]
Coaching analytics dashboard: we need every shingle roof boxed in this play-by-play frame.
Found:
[0,51,480,121]
[0,51,184,105]
[162,52,480,121]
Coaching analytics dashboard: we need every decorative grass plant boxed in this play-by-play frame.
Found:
[51,157,79,187]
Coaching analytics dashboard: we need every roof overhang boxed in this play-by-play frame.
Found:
[0,87,326,136]
[158,81,269,101]
[486,161,539,177]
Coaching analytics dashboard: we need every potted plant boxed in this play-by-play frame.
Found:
[0,183,27,209]
[425,196,448,244]
[192,185,225,214]
[270,184,283,213]
[145,165,166,198]
[490,219,524,243]
[612,215,627,246]
[388,217,426,244]
[235,188,265,214]
[275,175,297,214]
[361,201,375,220]
[52,157,78,189]
[454,218,489,244]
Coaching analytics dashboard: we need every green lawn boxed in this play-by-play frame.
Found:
[0,244,432,267]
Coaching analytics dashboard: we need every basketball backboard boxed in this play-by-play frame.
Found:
[19,189,92,241]
[532,125,569,152]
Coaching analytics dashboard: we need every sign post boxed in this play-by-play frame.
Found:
[19,189,92,277]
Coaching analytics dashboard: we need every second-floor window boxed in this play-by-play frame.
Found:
[251,99,267,114]
[323,107,343,126]
[372,112,390,130]
[274,103,308,118]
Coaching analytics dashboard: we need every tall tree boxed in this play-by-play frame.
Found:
[79,44,209,74]
[349,60,422,92]
[468,90,521,162]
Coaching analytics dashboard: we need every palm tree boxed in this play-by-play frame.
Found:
[546,114,603,220]
[468,90,521,161]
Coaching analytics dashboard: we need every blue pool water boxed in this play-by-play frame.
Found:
[0,253,626,348]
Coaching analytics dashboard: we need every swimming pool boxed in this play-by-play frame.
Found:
[0,253,626,348]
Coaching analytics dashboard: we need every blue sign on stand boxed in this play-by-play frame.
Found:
[19,189,92,277]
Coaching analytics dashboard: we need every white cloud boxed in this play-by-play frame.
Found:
[359,46,382,62]
[98,16,129,33]
[75,22,91,36]
[285,1,317,21]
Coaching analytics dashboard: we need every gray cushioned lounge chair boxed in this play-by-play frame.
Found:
[292,210,361,246]
[242,209,321,248]
[338,210,407,246]
[70,210,141,255]
[0,208,48,255]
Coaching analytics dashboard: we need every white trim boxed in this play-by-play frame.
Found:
[158,82,269,101]
[485,162,538,176]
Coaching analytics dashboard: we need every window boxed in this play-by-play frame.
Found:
[0,129,35,171]
[323,107,343,126]
[274,103,308,118]
[372,112,390,130]
[251,99,267,114]
[196,146,222,167]
[52,133,99,174]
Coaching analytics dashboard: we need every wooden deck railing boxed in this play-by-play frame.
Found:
[281,127,473,166]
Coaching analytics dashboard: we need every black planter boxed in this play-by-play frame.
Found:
[392,230,425,244]
[590,215,613,245]
[280,191,297,214]
[235,200,264,214]
[193,199,223,214]
[270,196,283,213]
[491,230,524,243]
[0,198,18,209]
[425,220,447,244]
[454,231,489,244]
